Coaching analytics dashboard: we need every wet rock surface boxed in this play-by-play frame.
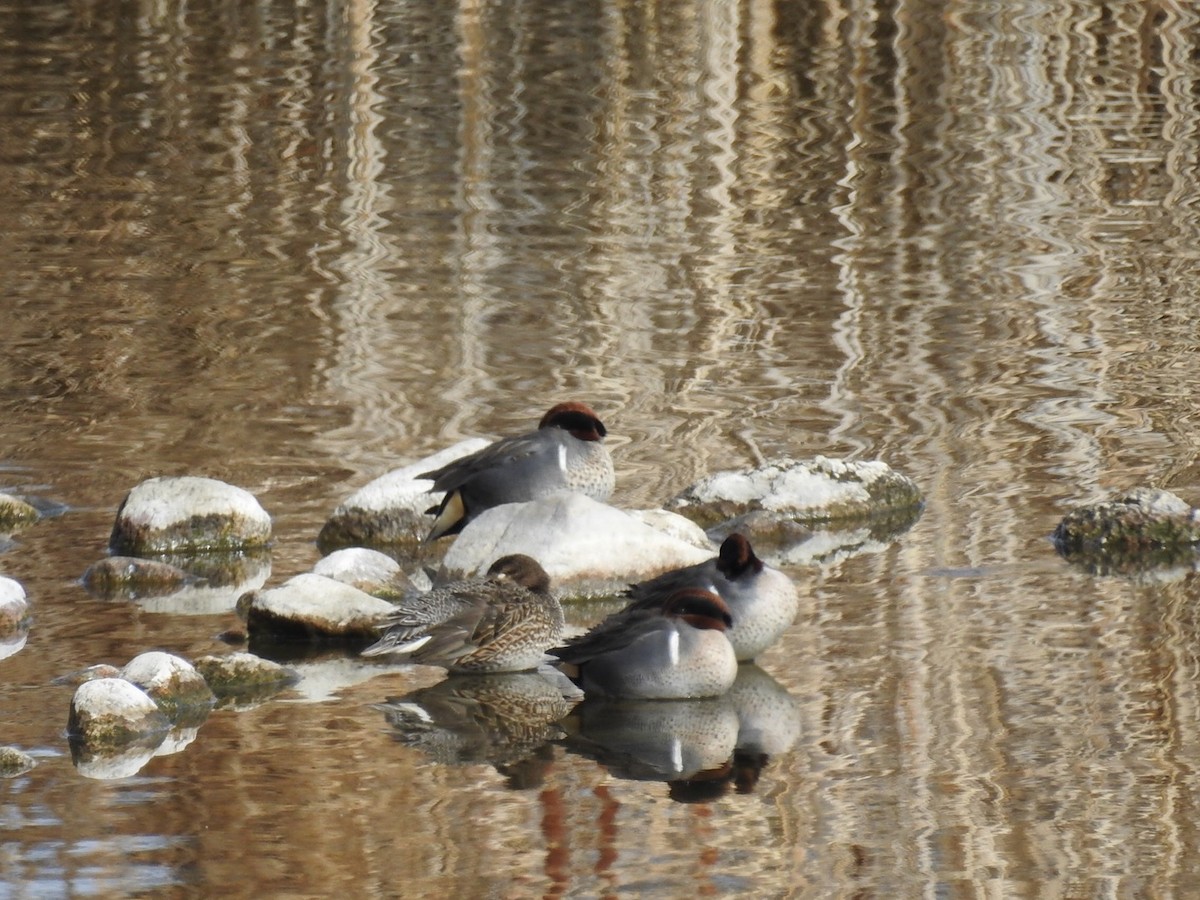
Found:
[109,476,272,555]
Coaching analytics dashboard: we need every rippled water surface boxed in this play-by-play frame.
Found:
[5,0,1200,896]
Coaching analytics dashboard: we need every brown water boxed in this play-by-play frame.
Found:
[4,0,1200,895]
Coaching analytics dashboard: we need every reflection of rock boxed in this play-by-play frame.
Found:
[441,494,712,596]
[0,492,38,530]
[83,553,272,615]
[243,573,395,641]
[70,734,163,780]
[0,746,36,778]
[672,456,923,541]
[1054,488,1200,576]
[109,475,272,555]
[193,652,298,708]
[318,439,490,553]
[559,695,739,781]
[374,672,573,787]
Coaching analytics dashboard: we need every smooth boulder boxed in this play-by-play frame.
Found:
[110,475,271,555]
[68,678,172,747]
[317,438,490,551]
[121,651,216,722]
[0,576,29,636]
[440,494,713,595]
[243,573,397,640]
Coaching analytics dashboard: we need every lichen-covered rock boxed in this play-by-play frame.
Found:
[312,547,418,599]
[109,475,271,555]
[193,652,298,706]
[1053,487,1200,574]
[0,493,38,531]
[317,438,491,552]
[440,494,713,597]
[244,573,397,640]
[0,746,36,778]
[82,556,191,599]
[672,456,924,530]
[121,652,215,722]
[0,576,29,636]
[68,678,172,747]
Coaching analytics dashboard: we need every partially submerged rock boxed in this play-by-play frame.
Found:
[109,475,272,555]
[1053,487,1200,574]
[317,438,490,552]
[193,652,299,706]
[243,573,397,641]
[0,576,29,636]
[82,556,191,599]
[0,746,36,778]
[312,547,419,599]
[672,456,923,530]
[440,494,713,596]
[68,678,172,748]
[0,493,38,531]
[121,651,216,722]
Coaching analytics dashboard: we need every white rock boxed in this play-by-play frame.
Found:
[441,494,713,593]
[245,573,397,637]
[68,678,171,745]
[338,439,490,516]
[121,651,214,714]
[111,475,271,553]
[314,547,400,585]
[0,576,29,634]
[626,509,712,548]
[685,456,903,513]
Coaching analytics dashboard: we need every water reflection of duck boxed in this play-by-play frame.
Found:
[622,533,799,662]
[558,694,740,782]
[373,672,573,789]
[360,555,564,673]
[548,588,738,699]
[419,401,615,540]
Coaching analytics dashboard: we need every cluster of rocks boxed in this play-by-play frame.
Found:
[8,450,1200,780]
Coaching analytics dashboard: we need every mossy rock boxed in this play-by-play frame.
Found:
[68,678,172,748]
[110,476,271,555]
[121,652,216,723]
[0,746,36,778]
[193,652,299,706]
[0,494,38,531]
[1053,488,1200,573]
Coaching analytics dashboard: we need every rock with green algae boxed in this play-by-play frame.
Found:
[0,493,38,531]
[672,456,924,530]
[121,651,216,723]
[317,438,490,553]
[0,746,36,777]
[68,678,172,747]
[193,652,298,706]
[1053,487,1200,574]
[109,475,271,555]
